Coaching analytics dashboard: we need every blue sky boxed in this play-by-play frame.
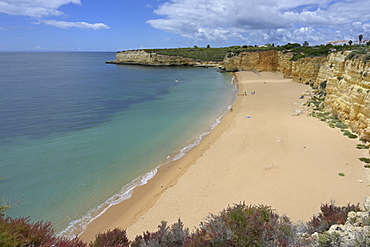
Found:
[0,0,369,51]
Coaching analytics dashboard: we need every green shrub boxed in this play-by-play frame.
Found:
[188,203,295,246]
[359,157,370,164]
[290,53,306,61]
[342,130,358,139]
[319,80,327,89]
[362,53,370,63]
[335,122,348,129]
[345,51,359,61]
[318,232,341,247]
[353,231,370,246]
[357,144,369,149]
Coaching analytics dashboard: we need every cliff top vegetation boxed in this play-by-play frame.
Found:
[142,42,370,62]
[1,199,368,246]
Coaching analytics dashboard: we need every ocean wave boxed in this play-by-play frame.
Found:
[170,78,237,162]
[59,168,157,238]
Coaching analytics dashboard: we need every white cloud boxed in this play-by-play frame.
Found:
[33,45,48,50]
[36,20,110,30]
[147,0,370,44]
[0,0,81,18]
[0,0,110,32]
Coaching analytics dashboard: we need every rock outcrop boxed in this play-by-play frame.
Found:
[107,50,220,67]
[221,50,370,142]
[315,196,370,247]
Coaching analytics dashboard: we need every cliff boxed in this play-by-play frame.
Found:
[222,50,370,142]
[315,51,370,141]
[221,50,326,85]
[107,50,220,67]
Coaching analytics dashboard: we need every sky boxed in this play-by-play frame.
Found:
[0,0,369,51]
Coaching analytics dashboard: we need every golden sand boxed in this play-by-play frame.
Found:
[80,71,369,241]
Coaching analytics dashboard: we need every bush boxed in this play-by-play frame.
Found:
[362,53,370,63]
[359,157,370,164]
[307,203,361,234]
[0,215,88,247]
[187,203,296,246]
[318,232,341,247]
[342,130,358,139]
[290,53,305,61]
[0,216,56,247]
[357,144,369,149]
[345,51,359,60]
[131,219,189,247]
[90,228,129,247]
[319,80,327,90]
[54,238,87,247]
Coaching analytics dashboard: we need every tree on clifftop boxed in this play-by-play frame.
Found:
[359,34,363,44]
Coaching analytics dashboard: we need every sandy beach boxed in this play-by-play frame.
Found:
[80,71,369,241]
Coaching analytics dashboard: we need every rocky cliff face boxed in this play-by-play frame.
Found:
[222,50,279,72]
[315,51,370,141]
[222,51,326,85]
[108,50,219,67]
[222,50,370,141]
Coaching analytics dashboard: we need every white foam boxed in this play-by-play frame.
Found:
[170,91,235,163]
[59,168,157,238]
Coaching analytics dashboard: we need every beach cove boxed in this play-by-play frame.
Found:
[80,71,370,241]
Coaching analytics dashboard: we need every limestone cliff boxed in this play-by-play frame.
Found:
[222,50,325,85]
[222,50,370,142]
[315,51,370,141]
[222,50,279,72]
[107,50,219,67]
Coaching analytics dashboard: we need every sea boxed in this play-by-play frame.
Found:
[0,52,237,237]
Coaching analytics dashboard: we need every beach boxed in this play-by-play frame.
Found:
[80,71,370,241]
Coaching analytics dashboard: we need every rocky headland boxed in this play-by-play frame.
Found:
[106,49,220,67]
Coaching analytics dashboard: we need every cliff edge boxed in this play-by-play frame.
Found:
[107,50,220,67]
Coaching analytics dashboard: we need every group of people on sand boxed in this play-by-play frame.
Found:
[244,91,256,96]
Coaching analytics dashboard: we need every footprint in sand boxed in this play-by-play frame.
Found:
[264,164,279,171]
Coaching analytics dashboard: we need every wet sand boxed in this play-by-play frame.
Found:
[80,71,369,241]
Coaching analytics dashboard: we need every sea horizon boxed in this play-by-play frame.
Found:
[0,52,237,236]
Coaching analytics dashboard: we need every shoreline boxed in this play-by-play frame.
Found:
[78,73,241,241]
[80,71,369,242]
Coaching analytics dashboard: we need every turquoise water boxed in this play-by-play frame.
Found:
[0,52,237,236]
